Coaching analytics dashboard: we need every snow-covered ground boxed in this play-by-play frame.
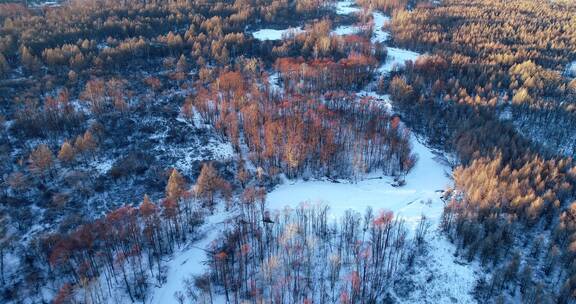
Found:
[172,138,234,173]
[372,12,391,43]
[332,24,361,36]
[91,157,115,175]
[407,235,479,303]
[252,27,303,41]
[336,0,361,15]
[149,208,232,304]
[267,136,449,229]
[369,11,421,74]
[267,135,478,303]
[32,0,61,7]
[358,91,393,110]
[379,47,421,74]
[268,72,282,92]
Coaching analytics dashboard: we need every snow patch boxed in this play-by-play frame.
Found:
[336,0,361,15]
[405,233,479,303]
[499,106,512,121]
[358,91,393,110]
[91,157,115,175]
[371,12,391,43]
[332,24,361,36]
[379,47,421,74]
[567,61,576,78]
[172,138,234,172]
[268,72,282,92]
[252,27,303,41]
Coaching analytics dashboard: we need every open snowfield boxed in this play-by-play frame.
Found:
[268,136,450,228]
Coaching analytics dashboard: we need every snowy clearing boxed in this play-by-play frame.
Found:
[267,136,478,303]
[252,27,303,41]
[267,136,449,228]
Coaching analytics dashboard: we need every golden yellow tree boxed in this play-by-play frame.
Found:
[166,169,186,200]
[29,144,54,178]
[195,163,222,206]
[57,141,75,164]
[83,131,98,155]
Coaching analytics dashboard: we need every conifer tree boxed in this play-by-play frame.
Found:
[73,135,85,154]
[28,144,54,178]
[166,169,186,201]
[195,163,221,206]
[176,54,188,73]
[82,130,98,155]
[19,46,40,73]
[57,141,75,164]
[141,194,156,217]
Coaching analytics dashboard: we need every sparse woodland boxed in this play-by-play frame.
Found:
[202,204,428,304]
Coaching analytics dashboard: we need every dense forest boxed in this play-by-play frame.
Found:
[0,0,575,303]
[387,0,576,302]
